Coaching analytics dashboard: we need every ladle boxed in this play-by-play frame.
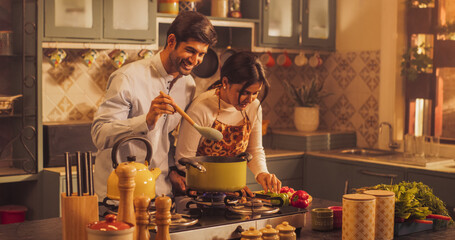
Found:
[160,91,223,141]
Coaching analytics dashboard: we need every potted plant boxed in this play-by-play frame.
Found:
[283,75,331,132]
[401,43,433,82]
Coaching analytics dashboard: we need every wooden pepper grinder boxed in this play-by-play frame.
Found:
[116,162,137,229]
[155,194,172,240]
[134,195,151,240]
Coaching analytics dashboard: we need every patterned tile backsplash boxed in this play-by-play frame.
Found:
[42,49,380,148]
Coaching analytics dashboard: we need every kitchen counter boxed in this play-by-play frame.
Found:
[308,150,455,174]
[1,198,453,240]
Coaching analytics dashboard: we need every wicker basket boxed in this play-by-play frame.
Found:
[0,94,22,115]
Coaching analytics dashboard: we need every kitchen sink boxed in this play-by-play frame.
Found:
[333,148,398,157]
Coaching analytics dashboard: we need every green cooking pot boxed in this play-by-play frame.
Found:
[178,152,252,192]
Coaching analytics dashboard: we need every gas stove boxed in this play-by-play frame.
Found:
[149,195,307,240]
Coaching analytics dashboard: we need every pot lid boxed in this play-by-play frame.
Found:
[192,47,219,78]
[87,214,132,231]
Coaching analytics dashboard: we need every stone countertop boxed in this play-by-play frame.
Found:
[307,150,455,175]
[1,197,453,240]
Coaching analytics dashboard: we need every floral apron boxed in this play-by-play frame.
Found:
[196,90,252,157]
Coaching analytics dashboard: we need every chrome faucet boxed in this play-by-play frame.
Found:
[379,122,400,151]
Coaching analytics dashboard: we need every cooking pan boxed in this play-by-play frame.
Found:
[178,152,252,192]
[192,47,219,78]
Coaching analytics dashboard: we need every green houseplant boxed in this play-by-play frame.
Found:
[283,76,331,131]
[283,75,331,108]
[401,44,433,82]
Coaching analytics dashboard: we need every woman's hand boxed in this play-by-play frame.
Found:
[256,172,282,193]
[146,92,176,128]
[169,170,187,196]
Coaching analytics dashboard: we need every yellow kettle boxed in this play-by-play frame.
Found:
[106,136,161,200]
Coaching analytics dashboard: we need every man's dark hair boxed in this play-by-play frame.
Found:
[166,11,217,48]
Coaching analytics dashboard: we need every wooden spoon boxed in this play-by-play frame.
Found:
[160,91,223,141]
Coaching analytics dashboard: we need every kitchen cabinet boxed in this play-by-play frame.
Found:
[303,155,406,202]
[43,0,156,43]
[247,153,304,191]
[260,0,336,51]
[0,0,40,181]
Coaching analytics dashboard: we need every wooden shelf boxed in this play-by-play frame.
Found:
[406,7,436,34]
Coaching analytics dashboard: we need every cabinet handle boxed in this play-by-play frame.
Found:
[265,0,270,10]
[359,170,397,185]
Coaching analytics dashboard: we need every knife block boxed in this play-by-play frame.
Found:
[61,193,99,240]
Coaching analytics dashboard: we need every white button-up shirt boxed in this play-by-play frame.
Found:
[91,52,196,200]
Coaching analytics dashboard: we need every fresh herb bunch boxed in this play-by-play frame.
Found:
[357,181,453,227]
[401,44,433,82]
[283,75,331,108]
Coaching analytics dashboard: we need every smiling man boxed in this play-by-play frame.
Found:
[91,11,217,202]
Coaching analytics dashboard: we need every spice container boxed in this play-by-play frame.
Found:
[158,0,179,14]
[211,0,228,17]
[86,214,134,240]
[342,194,376,240]
[275,221,296,240]
[311,208,333,231]
[0,31,13,55]
[260,224,279,240]
[328,206,342,229]
[240,226,262,240]
[363,190,395,240]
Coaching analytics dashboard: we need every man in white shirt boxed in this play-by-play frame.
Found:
[91,11,217,201]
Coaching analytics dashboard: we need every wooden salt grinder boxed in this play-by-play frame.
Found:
[116,162,137,228]
[134,195,151,240]
[155,195,172,240]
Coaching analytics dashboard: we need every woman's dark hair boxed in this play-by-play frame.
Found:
[166,11,217,48]
[218,51,270,104]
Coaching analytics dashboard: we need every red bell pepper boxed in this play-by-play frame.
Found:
[290,190,310,209]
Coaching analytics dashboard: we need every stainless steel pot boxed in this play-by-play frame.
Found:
[178,152,252,192]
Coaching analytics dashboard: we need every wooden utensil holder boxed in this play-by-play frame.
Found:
[61,193,99,240]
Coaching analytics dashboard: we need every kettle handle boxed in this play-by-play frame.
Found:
[111,136,153,169]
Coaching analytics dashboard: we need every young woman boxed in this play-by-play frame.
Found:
[173,51,281,195]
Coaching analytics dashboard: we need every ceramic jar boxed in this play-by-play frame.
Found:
[311,208,333,231]
[158,0,179,14]
[211,0,229,17]
[240,226,262,240]
[275,221,296,240]
[260,224,279,240]
[363,190,395,240]
[342,194,376,240]
[86,214,134,240]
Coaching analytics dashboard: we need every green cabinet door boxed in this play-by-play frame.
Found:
[260,0,301,48]
[103,0,156,42]
[247,154,304,192]
[304,155,406,202]
[301,0,336,51]
[260,0,336,51]
[44,0,103,39]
